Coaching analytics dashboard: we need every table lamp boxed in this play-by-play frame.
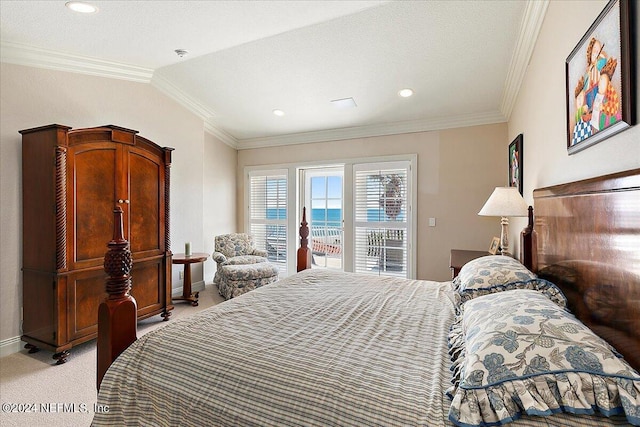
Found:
[478,187,528,256]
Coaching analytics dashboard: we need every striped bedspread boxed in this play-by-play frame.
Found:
[92,269,632,427]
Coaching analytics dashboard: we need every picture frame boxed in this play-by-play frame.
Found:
[565,0,635,155]
[508,134,523,195]
[488,237,501,255]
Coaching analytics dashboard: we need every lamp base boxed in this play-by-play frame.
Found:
[500,216,510,256]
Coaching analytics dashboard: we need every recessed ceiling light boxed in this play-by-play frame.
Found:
[65,1,98,13]
[272,109,285,117]
[398,88,414,98]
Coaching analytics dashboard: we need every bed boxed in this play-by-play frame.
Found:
[92,169,640,427]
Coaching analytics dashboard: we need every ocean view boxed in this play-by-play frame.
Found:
[266,207,404,224]
[312,208,341,225]
[312,208,405,223]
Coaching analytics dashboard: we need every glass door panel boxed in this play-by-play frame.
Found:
[306,169,343,270]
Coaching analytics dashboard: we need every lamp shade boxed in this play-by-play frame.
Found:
[478,187,528,217]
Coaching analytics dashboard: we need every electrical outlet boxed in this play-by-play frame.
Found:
[179,271,184,280]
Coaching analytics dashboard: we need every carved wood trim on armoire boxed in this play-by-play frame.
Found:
[20,124,174,364]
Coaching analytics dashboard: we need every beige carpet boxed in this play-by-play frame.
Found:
[0,284,224,427]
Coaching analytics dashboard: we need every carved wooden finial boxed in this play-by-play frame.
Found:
[520,205,537,272]
[300,207,309,246]
[103,206,132,298]
[97,206,137,390]
[297,207,312,272]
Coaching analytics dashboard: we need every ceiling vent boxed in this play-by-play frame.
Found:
[330,97,357,109]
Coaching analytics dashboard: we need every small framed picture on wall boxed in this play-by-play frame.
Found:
[509,134,523,195]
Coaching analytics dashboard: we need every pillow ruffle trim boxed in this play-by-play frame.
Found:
[447,307,640,426]
[448,314,466,392]
[447,370,640,426]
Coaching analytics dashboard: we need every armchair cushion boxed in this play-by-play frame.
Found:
[252,248,268,258]
[218,263,279,300]
[223,255,268,266]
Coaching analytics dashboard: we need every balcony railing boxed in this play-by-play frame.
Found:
[311,226,342,256]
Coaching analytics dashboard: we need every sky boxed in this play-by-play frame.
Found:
[311,175,342,210]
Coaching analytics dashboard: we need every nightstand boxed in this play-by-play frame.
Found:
[172,252,209,306]
[449,249,489,279]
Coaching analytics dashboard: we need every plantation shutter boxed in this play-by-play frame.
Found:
[353,161,410,278]
[248,170,288,275]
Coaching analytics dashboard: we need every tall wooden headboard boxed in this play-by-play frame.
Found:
[533,168,640,371]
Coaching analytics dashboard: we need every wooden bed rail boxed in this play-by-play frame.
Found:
[297,207,312,272]
[520,206,537,272]
[97,207,137,390]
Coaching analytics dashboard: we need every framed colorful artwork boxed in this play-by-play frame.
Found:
[565,0,635,155]
[508,134,523,195]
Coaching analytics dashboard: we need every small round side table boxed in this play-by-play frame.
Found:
[172,252,209,306]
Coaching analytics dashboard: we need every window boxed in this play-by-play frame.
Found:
[353,161,411,278]
[248,170,288,275]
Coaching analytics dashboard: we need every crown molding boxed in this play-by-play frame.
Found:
[204,121,239,149]
[150,74,217,121]
[0,41,153,82]
[151,80,239,148]
[500,0,549,119]
[150,75,241,148]
[236,110,507,150]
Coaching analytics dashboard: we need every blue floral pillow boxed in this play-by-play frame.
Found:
[447,289,640,426]
[455,255,537,297]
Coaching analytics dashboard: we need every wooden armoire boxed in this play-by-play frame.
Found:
[20,124,174,364]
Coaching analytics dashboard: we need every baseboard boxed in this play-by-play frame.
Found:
[171,280,205,298]
[0,336,24,358]
[2,282,207,357]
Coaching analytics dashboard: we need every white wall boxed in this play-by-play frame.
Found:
[0,63,236,350]
[203,131,238,278]
[507,0,640,251]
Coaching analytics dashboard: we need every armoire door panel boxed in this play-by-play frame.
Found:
[130,260,163,316]
[67,269,108,341]
[128,150,162,254]
[71,145,117,267]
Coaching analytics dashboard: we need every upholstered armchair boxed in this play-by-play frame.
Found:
[212,233,269,285]
[213,233,279,299]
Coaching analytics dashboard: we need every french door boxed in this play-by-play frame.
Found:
[303,168,344,270]
[246,156,415,278]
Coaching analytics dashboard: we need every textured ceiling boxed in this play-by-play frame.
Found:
[0,1,547,148]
